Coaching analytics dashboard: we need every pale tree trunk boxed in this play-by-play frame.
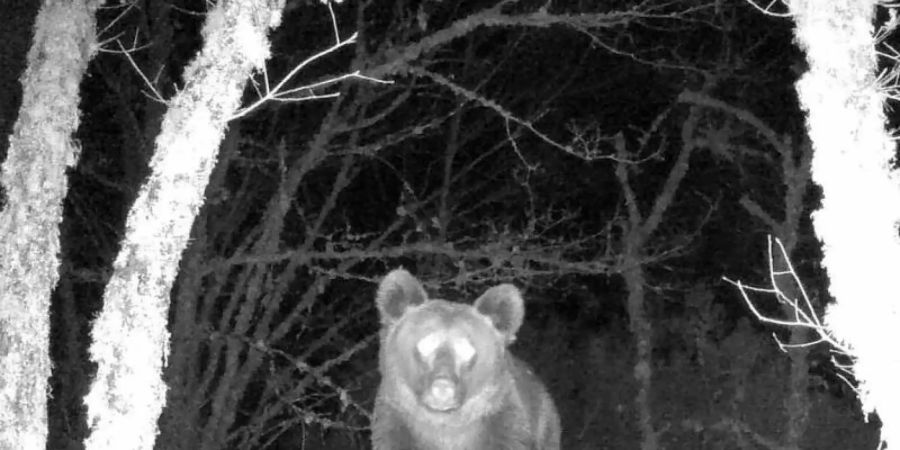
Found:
[793,0,900,447]
[0,1,101,449]
[82,1,285,449]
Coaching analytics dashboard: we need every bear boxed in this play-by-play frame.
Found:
[371,269,561,450]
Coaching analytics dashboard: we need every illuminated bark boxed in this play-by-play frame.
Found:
[82,1,285,449]
[793,0,900,447]
[0,1,101,448]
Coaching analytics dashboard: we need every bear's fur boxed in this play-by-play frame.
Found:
[371,269,561,450]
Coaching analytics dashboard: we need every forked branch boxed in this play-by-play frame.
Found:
[723,236,856,389]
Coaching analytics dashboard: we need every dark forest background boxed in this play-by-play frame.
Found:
[0,0,888,448]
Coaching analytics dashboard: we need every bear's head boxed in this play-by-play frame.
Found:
[375,269,524,414]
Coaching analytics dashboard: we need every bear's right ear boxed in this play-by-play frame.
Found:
[375,269,428,324]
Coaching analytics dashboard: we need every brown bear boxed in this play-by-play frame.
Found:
[371,269,561,450]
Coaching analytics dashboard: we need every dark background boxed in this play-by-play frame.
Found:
[0,0,887,448]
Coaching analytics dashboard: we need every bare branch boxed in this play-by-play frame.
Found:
[739,195,780,233]
[743,0,792,18]
[364,6,681,79]
[678,91,787,155]
[640,99,697,237]
[232,33,393,120]
[723,236,852,357]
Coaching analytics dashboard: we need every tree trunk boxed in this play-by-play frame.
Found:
[775,233,811,450]
[793,0,900,447]
[82,1,285,449]
[622,255,659,450]
[0,1,101,448]
[612,92,700,450]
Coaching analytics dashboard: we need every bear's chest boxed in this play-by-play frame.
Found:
[406,415,490,450]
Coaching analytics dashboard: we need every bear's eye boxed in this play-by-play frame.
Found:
[416,332,442,359]
[452,338,475,364]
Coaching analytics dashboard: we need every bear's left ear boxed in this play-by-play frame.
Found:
[376,269,428,325]
[474,284,524,344]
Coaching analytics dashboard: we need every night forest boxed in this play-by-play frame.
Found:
[0,0,888,449]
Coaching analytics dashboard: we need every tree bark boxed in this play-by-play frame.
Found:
[612,92,700,450]
[793,0,900,447]
[82,1,285,449]
[0,1,101,448]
